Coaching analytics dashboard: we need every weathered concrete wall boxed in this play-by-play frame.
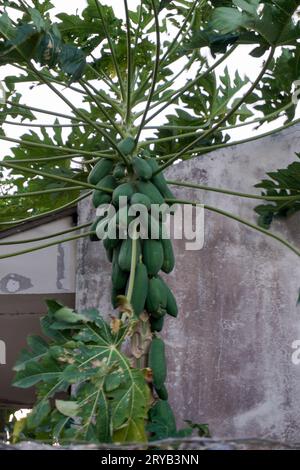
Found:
[0,215,77,405]
[0,216,77,296]
[76,124,300,442]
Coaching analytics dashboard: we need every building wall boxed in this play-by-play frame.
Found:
[76,124,300,442]
[0,215,76,405]
[0,217,76,297]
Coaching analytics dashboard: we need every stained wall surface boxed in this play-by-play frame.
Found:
[76,125,300,442]
[0,215,76,405]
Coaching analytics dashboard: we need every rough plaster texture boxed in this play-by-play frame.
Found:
[76,124,300,442]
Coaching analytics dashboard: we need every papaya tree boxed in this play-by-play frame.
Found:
[0,0,300,444]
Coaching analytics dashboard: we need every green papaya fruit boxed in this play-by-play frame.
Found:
[136,181,165,205]
[127,261,148,316]
[92,175,116,208]
[147,158,176,199]
[150,315,165,332]
[112,182,135,206]
[88,158,114,185]
[118,137,135,155]
[132,156,153,181]
[112,247,128,291]
[155,384,168,401]
[161,237,175,273]
[130,192,152,210]
[158,276,178,318]
[143,239,164,276]
[149,337,167,390]
[118,237,142,272]
[146,277,167,318]
[113,163,126,180]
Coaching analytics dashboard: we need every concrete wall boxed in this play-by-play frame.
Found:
[0,217,76,296]
[76,124,300,442]
[0,215,77,405]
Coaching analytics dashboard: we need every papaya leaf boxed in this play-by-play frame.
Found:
[13,335,49,372]
[54,307,88,324]
[26,400,51,429]
[13,305,150,444]
[28,7,45,32]
[159,0,174,11]
[210,7,253,34]
[254,155,300,228]
[58,44,86,84]
[13,357,63,388]
[210,0,300,46]
[55,400,79,418]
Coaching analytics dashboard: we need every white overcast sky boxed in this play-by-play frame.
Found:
[0,0,299,157]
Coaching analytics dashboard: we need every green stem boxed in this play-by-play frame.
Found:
[0,26,111,141]
[13,63,88,97]
[166,198,300,258]
[135,0,160,143]
[124,0,132,126]
[86,63,120,96]
[94,0,126,101]
[0,231,94,259]
[155,52,196,98]
[156,46,276,174]
[1,154,82,164]
[79,80,125,139]
[166,179,300,201]
[160,0,199,64]
[127,225,138,305]
[0,222,92,245]
[144,45,237,127]
[159,115,300,161]
[0,186,84,200]
[5,99,82,122]
[0,135,114,160]
[131,1,143,84]
[24,61,126,160]
[135,51,196,111]
[145,101,293,133]
[0,25,125,161]
[0,120,105,129]
[142,102,294,147]
[0,191,91,227]
[3,153,111,166]
[0,160,113,193]
[134,2,198,110]
[79,78,123,117]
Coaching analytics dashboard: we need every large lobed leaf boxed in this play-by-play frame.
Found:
[210,0,300,46]
[13,301,150,444]
[0,11,86,83]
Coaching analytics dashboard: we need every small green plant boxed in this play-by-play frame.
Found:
[13,301,151,443]
[12,300,194,444]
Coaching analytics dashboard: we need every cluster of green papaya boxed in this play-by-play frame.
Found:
[88,137,178,400]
